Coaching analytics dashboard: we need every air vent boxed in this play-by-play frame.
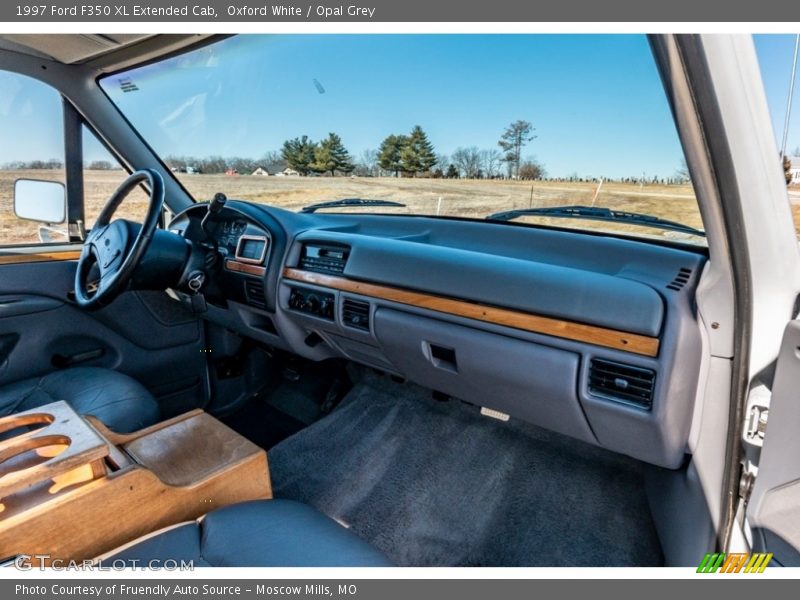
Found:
[244,279,266,309]
[666,267,693,291]
[588,358,656,410]
[342,299,370,332]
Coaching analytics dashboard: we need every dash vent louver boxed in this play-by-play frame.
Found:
[244,279,266,309]
[342,299,370,332]
[588,358,656,410]
[666,267,693,291]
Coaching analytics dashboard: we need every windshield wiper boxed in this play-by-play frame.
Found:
[300,198,406,214]
[485,205,706,238]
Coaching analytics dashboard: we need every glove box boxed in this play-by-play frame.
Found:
[373,308,595,443]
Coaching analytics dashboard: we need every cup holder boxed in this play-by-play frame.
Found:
[0,402,110,501]
[0,413,55,440]
[0,434,71,476]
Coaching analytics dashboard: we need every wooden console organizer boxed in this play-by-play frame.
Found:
[0,401,271,561]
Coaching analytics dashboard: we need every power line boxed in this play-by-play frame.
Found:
[780,34,800,157]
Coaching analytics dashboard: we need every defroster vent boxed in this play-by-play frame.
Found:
[666,267,693,292]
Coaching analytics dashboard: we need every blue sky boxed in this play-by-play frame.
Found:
[754,34,800,156]
[3,34,800,179]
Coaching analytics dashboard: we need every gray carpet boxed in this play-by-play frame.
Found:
[269,371,663,566]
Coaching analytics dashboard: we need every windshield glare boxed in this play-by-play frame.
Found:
[100,34,706,244]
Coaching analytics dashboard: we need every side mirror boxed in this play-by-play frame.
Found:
[13,179,66,224]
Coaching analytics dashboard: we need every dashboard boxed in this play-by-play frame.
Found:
[170,208,277,310]
[168,200,707,470]
[215,220,270,266]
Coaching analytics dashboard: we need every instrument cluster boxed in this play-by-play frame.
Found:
[217,219,248,251]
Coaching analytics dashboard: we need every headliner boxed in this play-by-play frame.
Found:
[0,33,217,71]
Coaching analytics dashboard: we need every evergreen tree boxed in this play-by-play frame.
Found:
[498,120,536,179]
[399,144,420,175]
[311,133,354,176]
[281,135,317,175]
[400,125,437,176]
[446,164,459,179]
[378,134,407,177]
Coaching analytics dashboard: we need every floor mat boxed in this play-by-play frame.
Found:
[222,400,307,451]
[269,372,664,567]
[222,357,351,450]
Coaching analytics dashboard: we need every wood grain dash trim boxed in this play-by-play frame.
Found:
[0,250,81,265]
[225,259,266,277]
[283,267,659,357]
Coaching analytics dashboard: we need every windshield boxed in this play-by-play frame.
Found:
[100,34,705,244]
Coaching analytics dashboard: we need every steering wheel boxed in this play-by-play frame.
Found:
[74,169,165,309]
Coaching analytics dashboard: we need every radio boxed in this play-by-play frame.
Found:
[288,287,335,320]
[299,243,350,275]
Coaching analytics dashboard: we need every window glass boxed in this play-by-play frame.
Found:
[100,35,706,245]
[82,127,151,229]
[0,71,66,245]
[754,34,800,240]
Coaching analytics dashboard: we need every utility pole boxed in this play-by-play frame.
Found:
[780,34,800,158]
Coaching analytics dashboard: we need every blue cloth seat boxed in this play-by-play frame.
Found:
[104,499,393,567]
[0,367,160,433]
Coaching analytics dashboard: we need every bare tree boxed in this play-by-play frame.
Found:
[783,154,793,186]
[262,150,287,173]
[674,159,691,183]
[480,149,503,178]
[451,147,482,179]
[164,155,188,171]
[86,160,114,170]
[3,159,64,170]
[353,149,380,177]
[227,156,259,174]
[518,157,546,180]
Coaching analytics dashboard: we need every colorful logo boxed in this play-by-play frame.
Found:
[697,552,773,573]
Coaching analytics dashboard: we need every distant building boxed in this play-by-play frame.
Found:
[276,167,300,177]
[790,157,800,184]
[251,167,271,176]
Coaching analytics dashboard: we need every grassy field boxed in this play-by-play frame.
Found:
[1,169,798,246]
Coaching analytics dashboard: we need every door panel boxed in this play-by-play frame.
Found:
[747,320,800,566]
[0,258,208,417]
[0,295,62,318]
[0,249,81,265]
